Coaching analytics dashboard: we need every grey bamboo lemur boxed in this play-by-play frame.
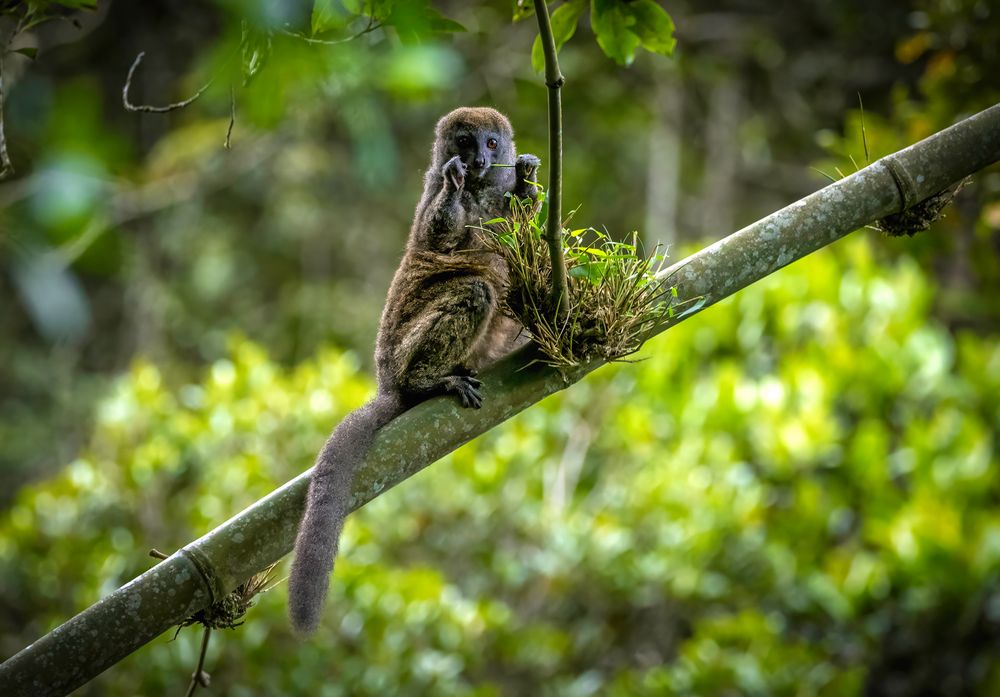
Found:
[289,107,540,635]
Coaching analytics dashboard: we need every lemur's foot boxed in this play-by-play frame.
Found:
[452,366,478,378]
[443,374,483,409]
[443,155,467,191]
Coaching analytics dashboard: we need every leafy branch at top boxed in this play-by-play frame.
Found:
[0,0,97,179]
[516,0,676,70]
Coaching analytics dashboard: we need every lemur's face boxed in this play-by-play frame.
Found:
[448,124,513,180]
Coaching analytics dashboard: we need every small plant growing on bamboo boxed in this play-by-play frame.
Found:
[814,96,970,237]
[149,548,279,697]
[481,192,685,367]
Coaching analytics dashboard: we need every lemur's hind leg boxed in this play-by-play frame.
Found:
[397,277,494,409]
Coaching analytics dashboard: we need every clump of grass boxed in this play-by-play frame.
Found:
[813,94,967,237]
[481,195,682,368]
[172,561,279,635]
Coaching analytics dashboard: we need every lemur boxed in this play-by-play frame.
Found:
[288,107,540,635]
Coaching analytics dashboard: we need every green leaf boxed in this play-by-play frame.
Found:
[388,2,466,43]
[590,0,641,66]
[569,261,607,284]
[10,47,38,60]
[589,0,675,66]
[676,295,707,319]
[531,37,544,73]
[240,21,273,87]
[512,0,536,22]
[531,0,587,73]
[630,0,676,56]
[311,0,347,35]
[343,0,392,20]
[426,9,466,33]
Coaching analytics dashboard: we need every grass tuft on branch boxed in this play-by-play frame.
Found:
[173,561,278,636]
[875,177,970,237]
[481,194,681,368]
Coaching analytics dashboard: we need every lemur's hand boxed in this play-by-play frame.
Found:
[516,153,541,183]
[514,153,541,201]
[443,155,467,192]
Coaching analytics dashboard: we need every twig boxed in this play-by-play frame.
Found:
[279,13,382,45]
[0,15,19,180]
[182,626,212,697]
[224,85,235,149]
[0,43,13,179]
[859,92,869,164]
[122,52,212,113]
[532,0,569,321]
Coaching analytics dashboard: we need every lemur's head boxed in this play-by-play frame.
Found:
[434,107,516,185]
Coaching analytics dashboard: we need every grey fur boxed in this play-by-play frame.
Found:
[288,107,540,636]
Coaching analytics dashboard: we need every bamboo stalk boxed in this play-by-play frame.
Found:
[532,0,569,320]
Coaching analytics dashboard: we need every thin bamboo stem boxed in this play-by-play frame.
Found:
[533,0,569,320]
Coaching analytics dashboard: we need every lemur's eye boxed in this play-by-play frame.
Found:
[456,135,472,148]
[486,138,498,150]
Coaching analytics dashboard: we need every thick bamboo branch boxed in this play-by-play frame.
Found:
[532,0,569,320]
[2,102,999,697]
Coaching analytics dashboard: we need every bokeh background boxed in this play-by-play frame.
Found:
[2,0,1000,694]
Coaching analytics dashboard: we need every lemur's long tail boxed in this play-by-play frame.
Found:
[289,391,405,635]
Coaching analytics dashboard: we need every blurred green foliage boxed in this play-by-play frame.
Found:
[529,0,676,72]
[3,237,1000,694]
